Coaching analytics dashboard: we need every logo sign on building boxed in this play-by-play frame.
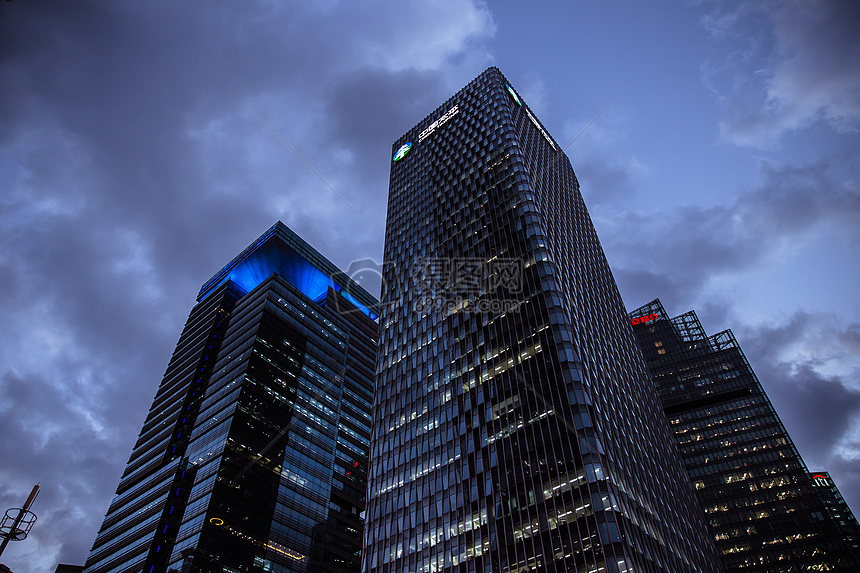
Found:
[506,84,522,106]
[418,105,459,142]
[525,108,556,150]
[631,313,660,326]
[393,142,412,162]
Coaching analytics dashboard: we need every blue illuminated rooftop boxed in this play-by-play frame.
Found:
[197,222,378,320]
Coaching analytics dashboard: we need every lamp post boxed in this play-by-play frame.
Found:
[0,485,39,557]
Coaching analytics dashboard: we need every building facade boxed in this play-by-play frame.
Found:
[83,222,378,573]
[363,68,721,573]
[810,472,860,553]
[629,299,858,571]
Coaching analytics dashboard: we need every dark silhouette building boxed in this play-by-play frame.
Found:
[810,472,860,554]
[83,222,378,573]
[363,68,721,573]
[629,299,859,571]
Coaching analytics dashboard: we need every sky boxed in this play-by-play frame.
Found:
[1,1,858,570]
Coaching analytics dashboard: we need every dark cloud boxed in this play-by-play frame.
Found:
[326,68,448,167]
[700,0,860,147]
[753,357,860,460]
[615,268,686,311]
[577,154,639,205]
[0,369,134,568]
[736,313,860,512]
[566,108,644,207]
[608,158,860,311]
[0,1,493,569]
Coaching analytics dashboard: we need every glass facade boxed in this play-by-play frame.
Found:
[810,472,860,554]
[83,223,378,573]
[364,68,721,573]
[629,299,859,571]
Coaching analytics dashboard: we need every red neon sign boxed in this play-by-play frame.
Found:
[812,474,827,480]
[631,313,659,326]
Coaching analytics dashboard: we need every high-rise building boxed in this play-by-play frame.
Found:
[810,472,860,553]
[364,67,721,573]
[83,222,378,573]
[629,299,859,571]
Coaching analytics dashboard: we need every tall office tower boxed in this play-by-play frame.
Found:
[83,222,378,573]
[810,472,860,553]
[363,67,721,573]
[629,299,859,571]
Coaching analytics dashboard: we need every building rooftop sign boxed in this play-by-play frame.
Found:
[418,105,459,142]
[525,108,555,150]
[631,313,660,326]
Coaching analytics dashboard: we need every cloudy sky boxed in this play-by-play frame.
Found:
[1,1,858,570]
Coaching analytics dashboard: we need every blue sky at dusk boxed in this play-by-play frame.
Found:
[1,1,858,570]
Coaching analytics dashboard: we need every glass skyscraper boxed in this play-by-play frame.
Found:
[810,472,860,554]
[364,68,721,573]
[83,222,378,573]
[629,298,858,571]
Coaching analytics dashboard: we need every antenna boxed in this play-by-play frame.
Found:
[563,92,624,152]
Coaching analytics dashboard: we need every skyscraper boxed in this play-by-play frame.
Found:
[629,299,859,571]
[364,67,721,573]
[83,222,378,573]
[810,472,860,553]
